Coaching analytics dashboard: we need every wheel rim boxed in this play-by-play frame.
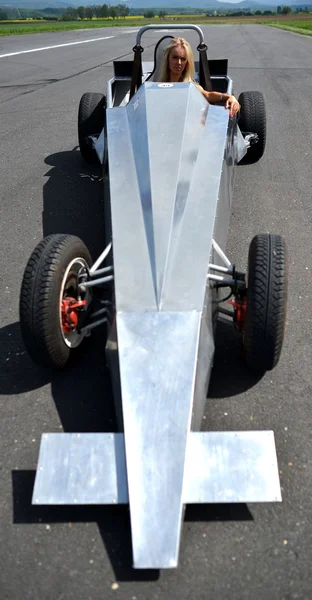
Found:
[59,257,90,348]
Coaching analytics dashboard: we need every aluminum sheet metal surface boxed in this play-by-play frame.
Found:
[116,310,200,568]
[32,433,128,505]
[184,431,282,503]
[32,431,281,505]
[105,83,250,568]
[107,82,230,312]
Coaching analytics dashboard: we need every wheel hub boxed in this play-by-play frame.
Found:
[59,258,91,348]
[61,297,87,334]
[229,297,247,331]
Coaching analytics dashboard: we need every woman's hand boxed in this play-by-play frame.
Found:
[226,95,240,117]
[195,85,241,117]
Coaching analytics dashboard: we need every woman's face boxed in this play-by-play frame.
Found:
[168,45,187,78]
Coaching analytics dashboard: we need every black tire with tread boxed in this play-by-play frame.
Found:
[238,91,266,164]
[78,92,106,164]
[244,234,287,375]
[19,234,92,369]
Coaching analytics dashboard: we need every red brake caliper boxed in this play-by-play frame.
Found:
[228,297,247,331]
[61,297,87,334]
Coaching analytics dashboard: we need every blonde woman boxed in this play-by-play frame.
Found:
[158,37,240,118]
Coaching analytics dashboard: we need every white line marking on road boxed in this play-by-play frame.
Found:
[0,35,115,59]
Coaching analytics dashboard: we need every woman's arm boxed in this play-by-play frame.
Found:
[195,84,240,117]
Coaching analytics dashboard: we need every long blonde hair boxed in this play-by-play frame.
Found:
[158,37,195,83]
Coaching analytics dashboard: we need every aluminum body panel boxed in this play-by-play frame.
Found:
[116,310,200,568]
[105,318,124,431]
[105,82,250,566]
[212,118,242,263]
[189,118,247,429]
[191,285,215,430]
[94,127,105,164]
[107,82,235,312]
[184,431,282,503]
[32,433,128,505]
[32,431,281,506]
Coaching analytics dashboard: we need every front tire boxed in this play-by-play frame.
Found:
[78,92,106,164]
[19,234,92,369]
[238,91,266,164]
[244,234,288,375]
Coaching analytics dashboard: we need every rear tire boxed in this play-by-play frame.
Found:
[78,92,106,164]
[20,234,92,369]
[238,91,266,164]
[244,234,287,375]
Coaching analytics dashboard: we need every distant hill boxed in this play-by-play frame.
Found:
[120,0,311,6]
[118,0,311,6]
[1,0,72,7]
[1,0,311,11]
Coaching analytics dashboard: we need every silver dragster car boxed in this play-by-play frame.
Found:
[19,25,288,569]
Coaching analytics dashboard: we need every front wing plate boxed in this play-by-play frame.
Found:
[33,431,281,505]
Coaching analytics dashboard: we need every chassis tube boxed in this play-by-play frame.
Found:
[90,242,112,274]
[79,275,114,288]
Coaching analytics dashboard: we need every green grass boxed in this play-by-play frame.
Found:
[1,16,312,37]
[265,20,312,35]
[0,19,148,36]
[0,18,265,36]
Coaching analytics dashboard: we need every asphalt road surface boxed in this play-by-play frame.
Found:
[0,24,312,600]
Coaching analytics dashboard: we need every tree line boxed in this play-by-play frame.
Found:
[63,4,129,20]
[59,5,297,20]
[61,5,167,20]
[1,5,310,21]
